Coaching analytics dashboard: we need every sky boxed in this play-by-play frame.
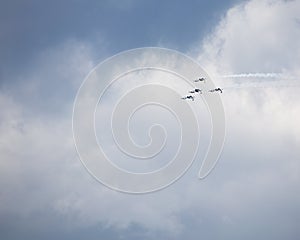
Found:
[0,0,300,239]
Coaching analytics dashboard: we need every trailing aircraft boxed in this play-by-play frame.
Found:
[209,88,223,93]
[181,95,195,101]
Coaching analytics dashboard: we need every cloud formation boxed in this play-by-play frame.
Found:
[0,0,300,239]
[192,1,300,239]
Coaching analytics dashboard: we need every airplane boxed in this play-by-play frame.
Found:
[181,95,195,101]
[189,88,202,94]
[209,88,223,93]
[194,77,205,82]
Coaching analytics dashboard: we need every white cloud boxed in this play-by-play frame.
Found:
[195,0,300,75]
[188,0,300,238]
[0,41,186,237]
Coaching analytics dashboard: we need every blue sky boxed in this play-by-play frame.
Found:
[1,0,300,239]
[0,0,238,76]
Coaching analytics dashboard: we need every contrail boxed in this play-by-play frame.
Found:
[213,72,299,89]
[219,73,286,78]
[221,79,300,90]
[223,82,300,90]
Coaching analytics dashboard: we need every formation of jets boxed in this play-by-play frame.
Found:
[181,77,223,101]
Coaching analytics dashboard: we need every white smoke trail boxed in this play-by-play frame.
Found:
[223,81,300,90]
[212,72,299,90]
[219,73,286,78]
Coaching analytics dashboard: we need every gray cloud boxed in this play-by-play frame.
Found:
[1,0,300,239]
